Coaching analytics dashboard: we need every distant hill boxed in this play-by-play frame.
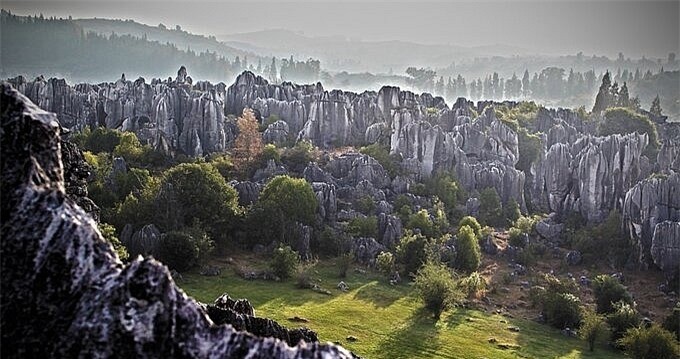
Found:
[219,29,532,73]
[74,18,260,64]
[0,11,250,83]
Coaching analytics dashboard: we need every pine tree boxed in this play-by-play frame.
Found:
[522,70,531,97]
[650,95,663,117]
[592,71,613,113]
[618,82,630,108]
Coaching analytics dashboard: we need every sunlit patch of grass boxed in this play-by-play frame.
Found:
[180,259,620,359]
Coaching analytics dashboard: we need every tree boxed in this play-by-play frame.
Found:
[99,222,129,261]
[503,198,521,225]
[608,301,641,343]
[407,209,438,238]
[618,82,630,108]
[544,293,583,329]
[232,108,263,176]
[662,302,680,341]
[252,175,317,244]
[650,95,663,117]
[618,325,680,359]
[599,107,660,157]
[592,275,633,314]
[414,261,458,320]
[153,163,240,245]
[157,231,199,272]
[458,216,481,237]
[478,187,503,227]
[592,71,613,113]
[579,311,608,351]
[396,231,430,276]
[270,245,299,279]
[455,225,481,273]
[376,251,395,276]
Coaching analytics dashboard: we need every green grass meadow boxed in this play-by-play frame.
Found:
[179,259,621,359]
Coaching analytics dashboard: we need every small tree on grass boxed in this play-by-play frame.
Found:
[270,245,299,279]
[414,261,459,320]
[376,251,395,276]
[608,301,641,343]
[618,324,680,359]
[593,275,632,314]
[455,225,481,273]
[579,311,609,351]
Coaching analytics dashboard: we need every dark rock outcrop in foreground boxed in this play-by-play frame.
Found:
[0,83,354,358]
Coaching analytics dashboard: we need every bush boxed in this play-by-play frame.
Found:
[414,261,459,319]
[514,215,539,235]
[460,271,486,298]
[503,198,521,225]
[260,143,281,164]
[426,172,460,213]
[252,175,317,244]
[663,302,680,341]
[618,325,680,359]
[281,140,315,174]
[72,126,123,154]
[360,143,400,178]
[600,107,660,158]
[157,231,200,272]
[407,209,438,238]
[314,226,344,257]
[376,251,395,276]
[608,301,641,343]
[478,187,503,227]
[356,196,376,215]
[508,227,527,248]
[337,253,352,278]
[455,225,481,273]
[593,275,633,314]
[458,216,481,237]
[270,245,299,280]
[208,153,234,180]
[99,222,129,261]
[396,231,430,276]
[544,292,583,329]
[347,216,378,238]
[579,311,609,351]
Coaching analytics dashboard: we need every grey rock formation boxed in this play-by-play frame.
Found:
[312,182,337,222]
[263,120,290,145]
[351,237,386,266]
[121,224,163,258]
[253,159,288,183]
[536,214,564,241]
[377,213,402,249]
[650,221,680,276]
[206,293,319,346]
[0,83,354,359]
[230,180,262,206]
[61,138,100,221]
[623,171,680,270]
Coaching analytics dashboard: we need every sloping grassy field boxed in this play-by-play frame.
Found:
[179,258,621,359]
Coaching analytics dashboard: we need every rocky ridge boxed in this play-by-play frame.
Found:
[0,82,355,358]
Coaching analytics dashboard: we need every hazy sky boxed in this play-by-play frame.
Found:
[4,0,679,58]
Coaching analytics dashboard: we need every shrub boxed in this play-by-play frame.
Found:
[455,225,481,273]
[593,275,633,314]
[514,215,539,235]
[608,301,641,343]
[508,227,527,248]
[663,302,680,341]
[544,293,583,329]
[270,245,299,280]
[503,198,521,225]
[426,171,460,212]
[314,226,344,257]
[208,153,234,180]
[478,187,504,227]
[252,175,317,244]
[618,325,680,359]
[347,216,378,238]
[260,143,281,164]
[359,143,400,178]
[414,261,459,319]
[407,209,438,238]
[579,311,609,351]
[460,271,486,298]
[72,126,123,154]
[376,251,395,275]
[337,253,352,278]
[281,140,315,174]
[600,107,660,158]
[517,128,542,174]
[99,222,129,261]
[356,196,376,215]
[157,231,200,272]
[458,216,481,237]
[396,231,430,276]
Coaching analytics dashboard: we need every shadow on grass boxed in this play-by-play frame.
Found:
[375,307,444,359]
[352,281,406,308]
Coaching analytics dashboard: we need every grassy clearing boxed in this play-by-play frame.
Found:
[179,258,621,359]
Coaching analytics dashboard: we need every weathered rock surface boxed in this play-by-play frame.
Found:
[0,83,354,358]
[650,221,680,276]
[623,171,680,271]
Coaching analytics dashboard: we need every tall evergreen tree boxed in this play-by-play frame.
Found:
[522,69,531,97]
[650,95,663,117]
[592,71,613,113]
[618,82,630,108]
